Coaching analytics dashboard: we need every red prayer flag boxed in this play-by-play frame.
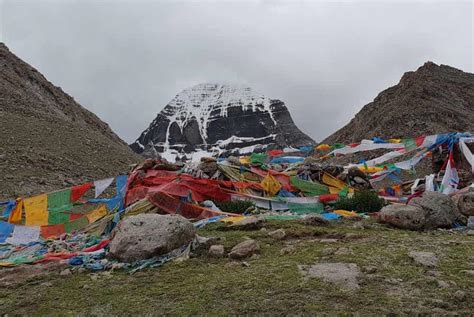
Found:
[71,183,92,202]
[41,224,66,238]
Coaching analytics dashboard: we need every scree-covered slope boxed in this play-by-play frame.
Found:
[323,62,474,144]
[0,43,141,199]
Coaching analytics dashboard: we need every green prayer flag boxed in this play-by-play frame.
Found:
[338,187,349,198]
[250,153,268,166]
[288,202,324,214]
[290,176,329,196]
[403,138,417,151]
[48,189,72,224]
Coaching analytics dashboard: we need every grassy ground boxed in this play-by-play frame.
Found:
[1,219,473,315]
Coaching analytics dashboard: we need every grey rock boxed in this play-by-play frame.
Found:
[335,247,353,256]
[378,204,426,230]
[453,290,466,302]
[452,191,474,217]
[362,266,377,274]
[228,239,260,259]
[436,280,450,288]
[408,251,438,268]
[60,269,72,276]
[321,247,336,256]
[427,270,441,277]
[268,229,286,240]
[299,262,361,290]
[109,214,196,262]
[208,245,225,258]
[380,192,458,230]
[320,239,339,243]
[280,245,296,255]
[409,191,458,229]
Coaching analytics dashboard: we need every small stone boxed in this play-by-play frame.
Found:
[40,282,53,287]
[436,280,450,288]
[225,261,241,268]
[335,247,353,256]
[268,229,286,240]
[228,239,260,259]
[78,267,86,273]
[467,230,474,236]
[280,245,296,255]
[60,269,72,276]
[461,270,474,276]
[90,274,99,281]
[321,247,336,256]
[408,251,438,268]
[320,239,338,243]
[344,233,358,239]
[260,227,267,232]
[241,261,250,267]
[83,284,91,289]
[453,290,466,302]
[362,266,377,274]
[208,245,225,258]
[427,270,441,277]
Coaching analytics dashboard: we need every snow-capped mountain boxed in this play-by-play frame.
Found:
[130,83,315,161]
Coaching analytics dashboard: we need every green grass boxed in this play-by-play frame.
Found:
[1,219,473,315]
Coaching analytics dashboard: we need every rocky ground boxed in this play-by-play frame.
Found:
[1,218,473,315]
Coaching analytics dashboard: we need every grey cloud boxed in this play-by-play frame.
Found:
[1,0,472,143]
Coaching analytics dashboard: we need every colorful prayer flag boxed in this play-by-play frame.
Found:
[8,198,23,223]
[71,183,92,202]
[86,204,108,223]
[94,177,114,198]
[24,194,48,226]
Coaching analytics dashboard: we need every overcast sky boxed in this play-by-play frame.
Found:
[1,0,472,143]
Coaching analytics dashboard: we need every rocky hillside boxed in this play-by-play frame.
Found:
[323,62,474,144]
[0,43,140,199]
[131,83,315,161]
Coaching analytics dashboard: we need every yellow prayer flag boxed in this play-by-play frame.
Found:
[316,144,331,151]
[322,172,348,190]
[334,209,359,218]
[86,204,108,223]
[260,173,282,196]
[24,194,48,226]
[239,156,250,165]
[8,198,23,224]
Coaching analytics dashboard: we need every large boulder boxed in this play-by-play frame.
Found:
[378,204,426,230]
[452,191,474,217]
[109,214,196,262]
[409,191,458,229]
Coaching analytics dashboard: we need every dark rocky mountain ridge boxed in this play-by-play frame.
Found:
[323,62,474,144]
